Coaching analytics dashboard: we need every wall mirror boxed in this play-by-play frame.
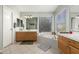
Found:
[17,18,24,27]
[71,17,79,32]
[26,17,37,30]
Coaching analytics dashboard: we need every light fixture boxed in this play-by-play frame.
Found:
[24,15,32,19]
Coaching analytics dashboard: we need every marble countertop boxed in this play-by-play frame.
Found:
[15,27,38,32]
[58,32,79,42]
[16,30,38,32]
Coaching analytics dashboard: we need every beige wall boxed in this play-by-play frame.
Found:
[3,6,20,47]
[20,12,54,32]
[0,6,3,49]
[0,5,20,48]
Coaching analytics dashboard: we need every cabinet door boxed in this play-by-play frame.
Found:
[16,32,26,41]
[69,46,79,54]
[58,39,70,54]
[25,32,37,41]
[16,32,37,41]
[58,36,70,54]
[69,40,79,49]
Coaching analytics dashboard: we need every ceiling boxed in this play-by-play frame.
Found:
[6,5,79,13]
[69,5,79,13]
[7,5,58,13]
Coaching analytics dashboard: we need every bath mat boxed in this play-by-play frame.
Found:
[38,44,51,52]
[0,52,3,54]
[20,41,33,45]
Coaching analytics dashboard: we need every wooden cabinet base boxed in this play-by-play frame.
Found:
[58,35,79,54]
[58,36,70,54]
[69,46,79,54]
[16,32,37,42]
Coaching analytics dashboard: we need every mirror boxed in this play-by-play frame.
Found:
[71,17,79,32]
[26,17,37,30]
[17,18,24,27]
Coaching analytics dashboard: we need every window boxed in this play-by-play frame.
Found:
[39,17,52,32]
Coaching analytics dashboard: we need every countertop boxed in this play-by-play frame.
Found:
[15,27,38,32]
[58,32,79,42]
[16,30,38,32]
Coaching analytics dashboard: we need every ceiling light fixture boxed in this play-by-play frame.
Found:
[24,15,32,19]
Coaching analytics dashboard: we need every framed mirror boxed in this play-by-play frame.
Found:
[71,17,79,32]
[16,18,24,27]
[26,17,37,30]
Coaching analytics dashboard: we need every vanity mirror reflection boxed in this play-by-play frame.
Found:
[15,17,38,31]
[26,17,37,30]
[71,17,79,32]
[16,18,24,27]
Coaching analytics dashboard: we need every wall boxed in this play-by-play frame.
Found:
[51,16,55,32]
[54,5,70,33]
[69,7,79,31]
[3,6,11,47]
[0,6,3,49]
[20,12,54,32]
[70,12,79,18]
[20,12,53,17]
[3,6,20,47]
[12,8,20,43]
[71,18,79,31]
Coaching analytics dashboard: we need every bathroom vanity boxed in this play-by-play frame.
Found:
[15,17,38,42]
[16,30,37,42]
[58,33,79,54]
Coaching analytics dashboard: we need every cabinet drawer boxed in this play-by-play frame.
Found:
[70,46,79,54]
[69,40,79,49]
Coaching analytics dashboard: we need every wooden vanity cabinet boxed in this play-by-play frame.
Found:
[69,46,79,54]
[16,32,37,42]
[68,40,79,54]
[58,35,79,54]
[68,39,79,49]
[58,36,70,54]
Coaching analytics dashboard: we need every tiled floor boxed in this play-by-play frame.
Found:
[1,42,59,54]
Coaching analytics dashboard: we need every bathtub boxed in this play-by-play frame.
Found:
[37,32,57,51]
